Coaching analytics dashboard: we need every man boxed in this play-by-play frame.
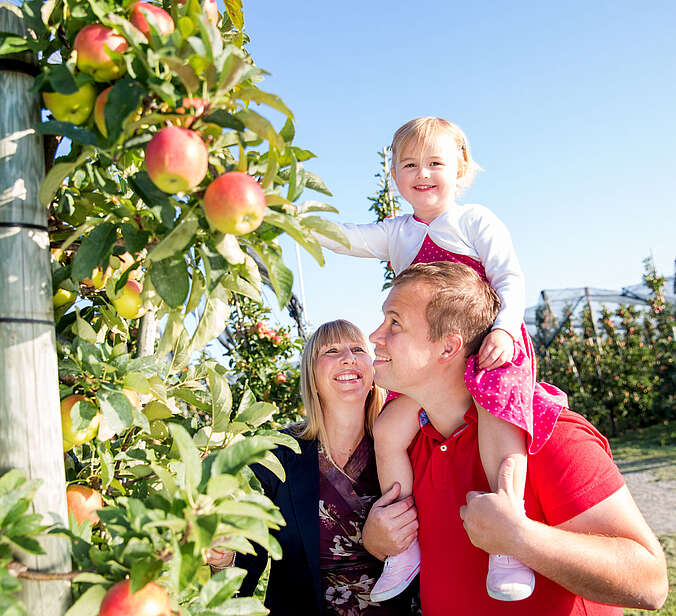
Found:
[363,261,667,615]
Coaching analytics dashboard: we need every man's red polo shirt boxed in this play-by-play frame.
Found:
[408,405,625,615]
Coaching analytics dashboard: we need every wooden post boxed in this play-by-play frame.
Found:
[137,308,157,357]
[0,4,71,614]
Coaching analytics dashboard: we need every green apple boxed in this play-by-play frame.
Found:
[61,395,101,452]
[53,288,77,309]
[42,83,97,125]
[112,279,145,319]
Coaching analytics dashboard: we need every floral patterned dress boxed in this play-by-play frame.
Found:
[319,437,419,616]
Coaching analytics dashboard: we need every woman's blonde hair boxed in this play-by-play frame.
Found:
[294,320,384,457]
[391,116,482,191]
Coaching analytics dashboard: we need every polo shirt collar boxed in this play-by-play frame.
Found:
[418,404,477,442]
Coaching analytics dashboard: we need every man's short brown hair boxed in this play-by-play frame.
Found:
[392,261,501,355]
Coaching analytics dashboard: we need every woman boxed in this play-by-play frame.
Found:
[232,320,419,615]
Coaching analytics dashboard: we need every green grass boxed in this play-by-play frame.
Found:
[610,421,676,482]
[610,422,675,614]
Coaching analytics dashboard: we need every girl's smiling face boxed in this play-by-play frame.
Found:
[392,133,461,223]
[313,338,374,406]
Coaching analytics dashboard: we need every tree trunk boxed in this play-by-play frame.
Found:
[0,4,71,613]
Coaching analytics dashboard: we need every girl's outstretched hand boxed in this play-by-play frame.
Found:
[477,329,514,371]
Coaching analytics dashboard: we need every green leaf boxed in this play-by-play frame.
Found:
[237,87,293,119]
[250,242,292,308]
[213,234,245,265]
[234,402,275,428]
[220,272,261,303]
[71,222,117,281]
[128,172,175,230]
[300,215,350,248]
[201,567,246,607]
[189,284,230,352]
[130,557,163,593]
[44,63,78,94]
[39,149,92,207]
[255,450,286,482]
[279,117,295,144]
[213,596,268,615]
[150,256,190,308]
[252,430,301,454]
[216,48,255,94]
[202,109,245,131]
[168,424,202,495]
[0,33,31,55]
[279,168,332,197]
[147,213,198,261]
[96,442,115,491]
[212,436,275,476]
[121,222,149,254]
[96,387,134,439]
[263,210,324,265]
[63,584,106,616]
[286,153,304,203]
[69,398,98,432]
[102,80,146,142]
[73,310,99,344]
[299,200,339,214]
[208,367,232,432]
[223,0,244,30]
[35,121,98,146]
[234,109,284,151]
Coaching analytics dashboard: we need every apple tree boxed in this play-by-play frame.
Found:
[0,0,347,613]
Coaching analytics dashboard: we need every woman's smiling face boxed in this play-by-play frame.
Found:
[313,337,374,406]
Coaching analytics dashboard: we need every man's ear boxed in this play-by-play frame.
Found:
[439,333,463,362]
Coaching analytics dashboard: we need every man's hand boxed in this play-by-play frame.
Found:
[363,482,419,561]
[477,329,514,371]
[459,456,528,555]
[205,547,235,569]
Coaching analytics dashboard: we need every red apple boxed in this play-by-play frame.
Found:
[129,2,175,39]
[112,279,145,319]
[74,24,128,83]
[94,86,112,136]
[43,83,97,125]
[99,580,170,616]
[66,485,104,525]
[203,172,266,236]
[61,395,101,452]
[145,126,208,193]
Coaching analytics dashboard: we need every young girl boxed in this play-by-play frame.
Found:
[317,117,568,603]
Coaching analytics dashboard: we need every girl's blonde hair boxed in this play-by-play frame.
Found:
[391,117,482,190]
[294,320,384,461]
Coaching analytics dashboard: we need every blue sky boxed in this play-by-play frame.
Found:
[240,1,675,338]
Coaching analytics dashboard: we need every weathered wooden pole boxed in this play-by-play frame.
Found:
[0,3,71,613]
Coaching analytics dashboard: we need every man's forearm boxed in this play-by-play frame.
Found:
[514,519,667,610]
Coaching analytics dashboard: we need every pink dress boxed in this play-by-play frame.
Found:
[389,234,568,453]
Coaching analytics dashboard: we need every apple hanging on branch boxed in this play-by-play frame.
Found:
[66,485,104,526]
[111,279,145,320]
[74,24,128,83]
[144,125,208,193]
[129,2,175,39]
[99,580,171,616]
[42,82,97,125]
[203,171,267,236]
[61,395,101,452]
